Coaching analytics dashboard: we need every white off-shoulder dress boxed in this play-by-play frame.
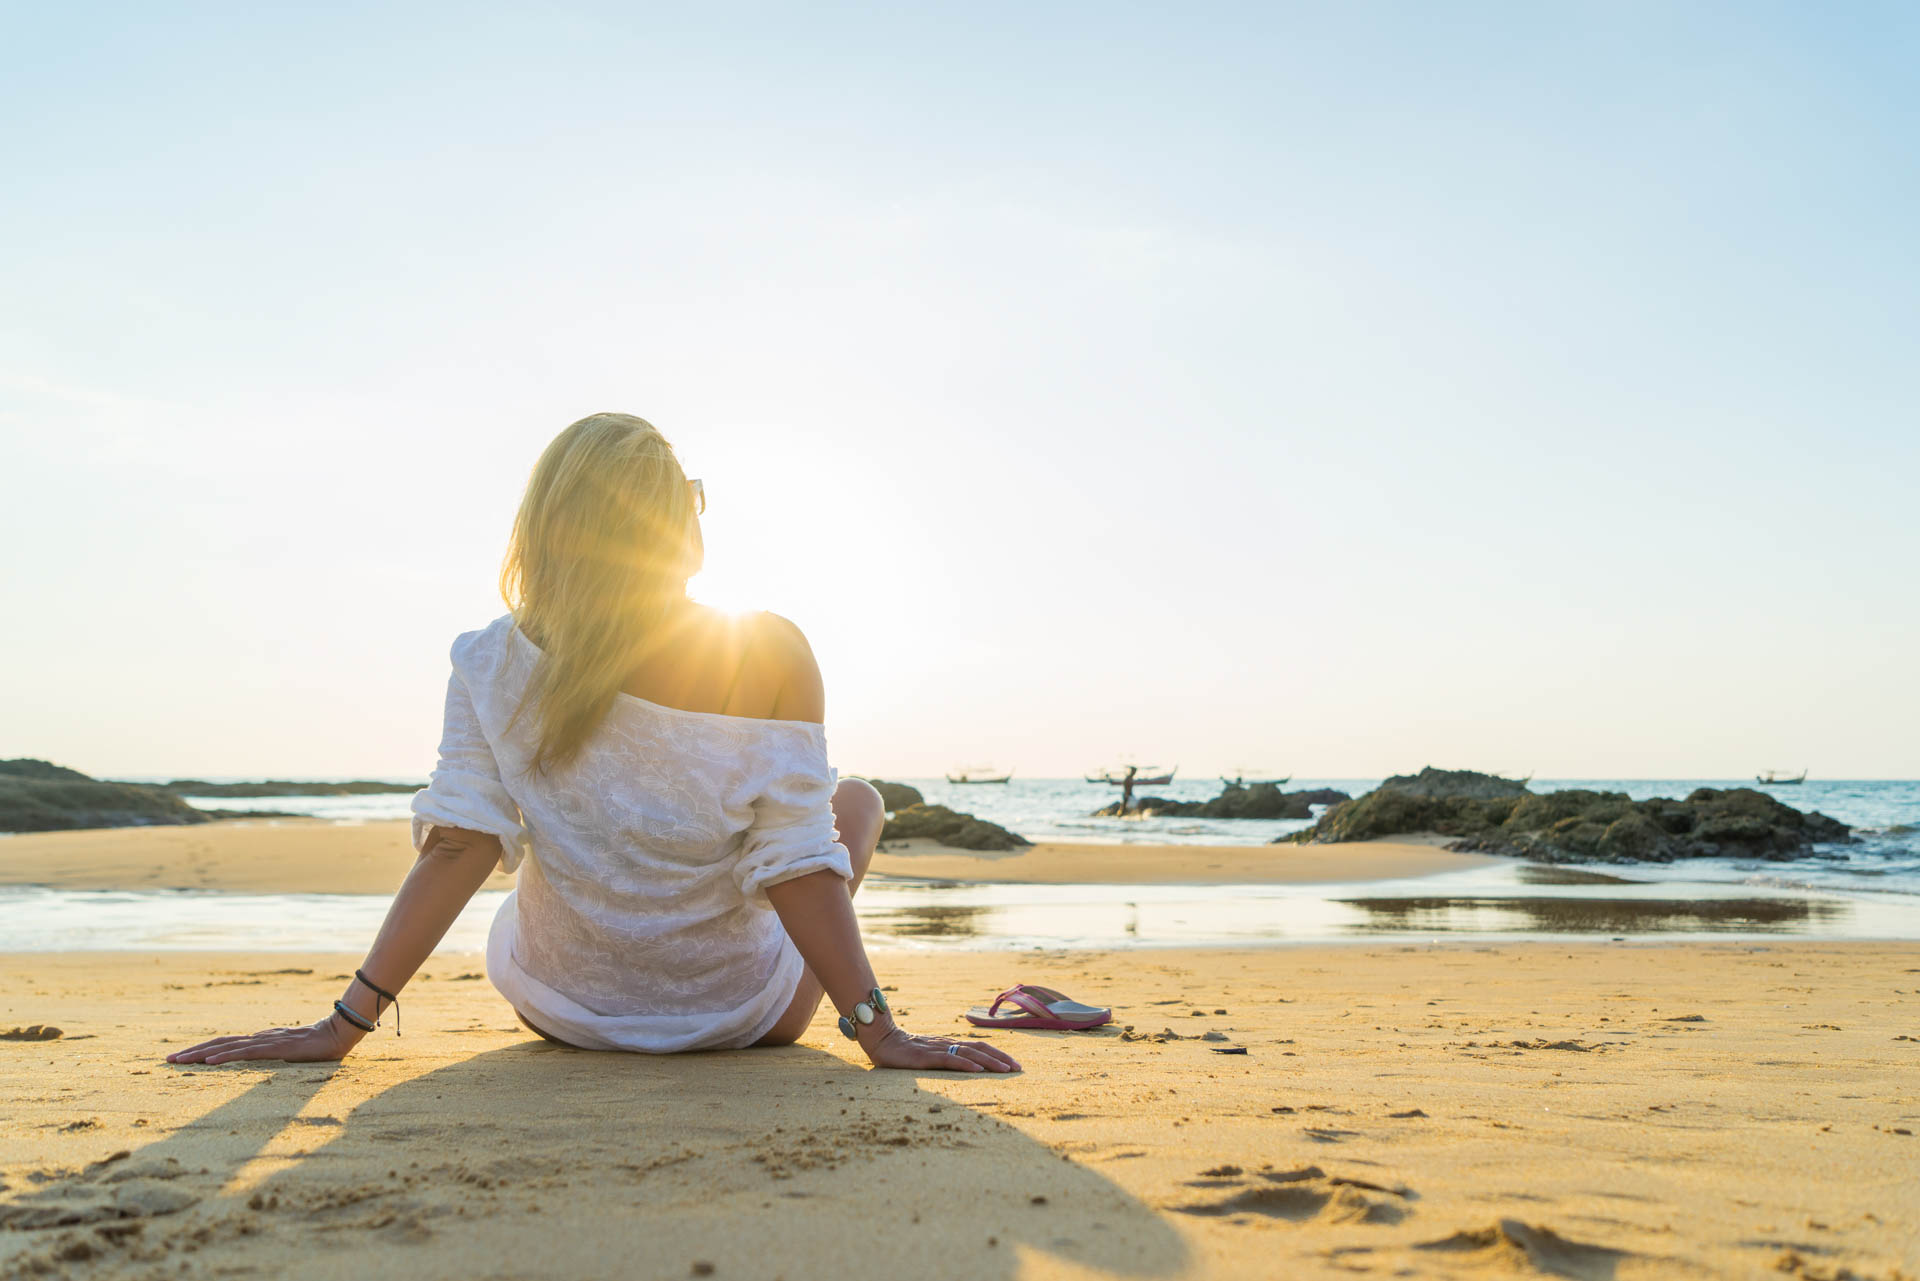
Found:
[409,615,852,1053]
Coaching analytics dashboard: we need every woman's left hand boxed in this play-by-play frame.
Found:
[861,1024,1022,1073]
[167,1016,364,1066]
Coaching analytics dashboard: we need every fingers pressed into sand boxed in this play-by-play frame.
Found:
[975,1041,1023,1071]
[957,1041,1021,1072]
[168,1035,257,1061]
[950,1046,1001,1072]
[904,1038,979,1072]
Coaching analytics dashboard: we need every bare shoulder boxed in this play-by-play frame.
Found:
[757,612,825,723]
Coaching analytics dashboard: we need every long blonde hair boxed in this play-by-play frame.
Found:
[501,413,701,773]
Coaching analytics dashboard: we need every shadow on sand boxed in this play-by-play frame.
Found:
[2,1040,1189,1278]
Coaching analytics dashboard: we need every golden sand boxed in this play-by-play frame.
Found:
[0,819,512,897]
[0,819,1490,894]
[2,822,1914,1277]
[2,945,1916,1279]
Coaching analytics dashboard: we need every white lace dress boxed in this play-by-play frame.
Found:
[409,615,852,1052]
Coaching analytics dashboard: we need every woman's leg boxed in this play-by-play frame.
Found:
[753,778,883,1046]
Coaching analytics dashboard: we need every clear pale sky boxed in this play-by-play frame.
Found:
[3,4,1915,780]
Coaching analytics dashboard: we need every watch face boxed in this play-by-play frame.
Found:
[855,1004,876,1025]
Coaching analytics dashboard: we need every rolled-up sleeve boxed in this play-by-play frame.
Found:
[735,744,853,905]
[410,670,532,872]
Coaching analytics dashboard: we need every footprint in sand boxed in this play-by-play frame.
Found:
[1415,1219,1627,1280]
[0,1154,199,1231]
[1,1026,63,1041]
[1173,1167,1411,1227]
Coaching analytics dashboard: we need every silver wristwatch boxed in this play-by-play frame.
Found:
[837,987,891,1040]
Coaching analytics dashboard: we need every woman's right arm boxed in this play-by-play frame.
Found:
[166,826,500,1065]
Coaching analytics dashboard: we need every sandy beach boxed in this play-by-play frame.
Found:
[0,819,1491,894]
[2,823,1916,1278]
[1,942,1914,1280]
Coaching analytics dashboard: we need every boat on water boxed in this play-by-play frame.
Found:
[1756,769,1808,785]
[1220,773,1289,787]
[1086,766,1177,786]
[947,767,1013,785]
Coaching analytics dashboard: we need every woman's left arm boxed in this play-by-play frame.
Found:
[166,826,500,1065]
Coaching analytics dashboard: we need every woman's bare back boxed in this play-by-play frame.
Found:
[616,605,824,724]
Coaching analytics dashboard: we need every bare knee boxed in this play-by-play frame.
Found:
[832,778,884,859]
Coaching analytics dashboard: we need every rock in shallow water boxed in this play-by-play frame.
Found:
[1095,783,1352,820]
[1283,768,1849,863]
[881,804,1030,850]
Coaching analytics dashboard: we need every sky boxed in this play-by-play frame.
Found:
[3,3,1916,781]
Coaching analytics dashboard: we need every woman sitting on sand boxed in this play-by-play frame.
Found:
[170,414,1018,1075]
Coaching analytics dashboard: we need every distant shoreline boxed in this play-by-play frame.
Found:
[130,779,424,797]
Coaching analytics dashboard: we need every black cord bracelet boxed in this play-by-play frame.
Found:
[353,970,401,1036]
[332,1000,377,1033]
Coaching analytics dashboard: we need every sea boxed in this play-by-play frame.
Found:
[8,775,1895,950]
[168,774,1920,898]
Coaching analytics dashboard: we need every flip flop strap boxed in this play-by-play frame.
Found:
[987,988,1053,1019]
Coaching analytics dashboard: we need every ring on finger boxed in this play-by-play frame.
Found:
[946,1044,961,1056]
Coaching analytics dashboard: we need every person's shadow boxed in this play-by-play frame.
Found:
[3,1040,1189,1279]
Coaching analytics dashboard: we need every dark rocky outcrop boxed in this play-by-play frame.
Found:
[1095,783,1351,820]
[860,779,925,812]
[1371,767,1531,801]
[881,803,1030,851]
[0,759,93,783]
[1287,768,1532,843]
[1284,767,1850,863]
[0,761,215,833]
[143,779,423,796]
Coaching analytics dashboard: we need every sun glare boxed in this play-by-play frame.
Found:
[686,568,769,618]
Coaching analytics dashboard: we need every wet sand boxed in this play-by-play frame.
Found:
[0,820,513,896]
[3,944,1916,1279]
[0,820,1491,894]
[873,836,1493,884]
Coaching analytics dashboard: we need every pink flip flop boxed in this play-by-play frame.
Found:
[965,984,1113,1032]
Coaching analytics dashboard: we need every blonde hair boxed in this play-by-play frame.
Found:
[501,413,701,773]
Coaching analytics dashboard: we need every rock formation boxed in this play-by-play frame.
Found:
[1283,767,1850,863]
[1095,782,1351,820]
[0,760,215,833]
[880,804,1030,851]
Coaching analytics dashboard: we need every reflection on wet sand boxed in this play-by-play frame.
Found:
[1515,864,1638,886]
[1337,895,1845,934]
[865,904,990,938]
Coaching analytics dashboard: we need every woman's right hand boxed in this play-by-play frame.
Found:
[860,1023,1021,1073]
[166,1015,366,1066]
